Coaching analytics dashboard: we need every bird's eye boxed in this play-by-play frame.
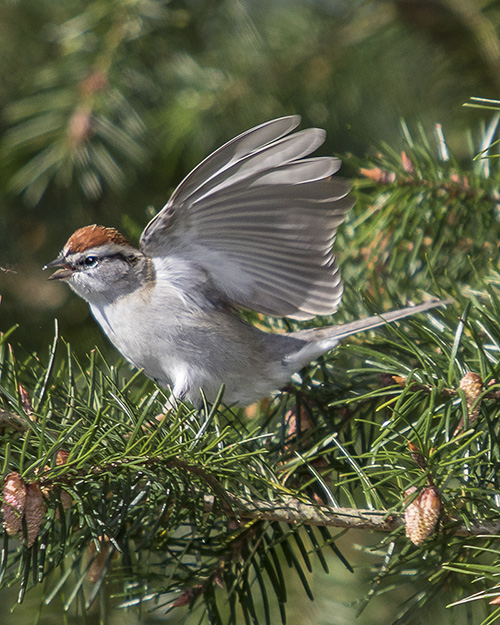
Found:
[83,256,99,268]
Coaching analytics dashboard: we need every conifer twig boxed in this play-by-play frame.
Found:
[206,494,500,538]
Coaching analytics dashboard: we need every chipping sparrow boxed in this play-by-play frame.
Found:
[45,116,443,407]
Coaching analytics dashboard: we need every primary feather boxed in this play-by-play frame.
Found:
[140,116,353,319]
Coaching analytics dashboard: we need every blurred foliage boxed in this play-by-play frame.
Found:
[2,0,500,353]
[2,0,500,624]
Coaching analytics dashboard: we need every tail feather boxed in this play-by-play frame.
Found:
[289,299,448,345]
[279,298,449,379]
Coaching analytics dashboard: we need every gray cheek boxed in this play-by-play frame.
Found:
[98,262,128,284]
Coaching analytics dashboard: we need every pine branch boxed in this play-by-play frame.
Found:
[208,494,500,538]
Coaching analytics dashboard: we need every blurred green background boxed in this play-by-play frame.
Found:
[1,0,499,356]
[1,1,500,623]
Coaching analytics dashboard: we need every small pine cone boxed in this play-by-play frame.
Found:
[401,150,415,173]
[60,488,73,511]
[25,482,45,547]
[2,472,27,536]
[56,450,69,465]
[454,372,483,435]
[88,537,110,582]
[404,486,442,546]
[79,70,109,95]
[360,167,396,184]
[67,105,93,145]
[283,404,313,443]
[460,372,483,423]
[54,450,72,510]
[18,384,35,420]
[392,375,407,387]
[171,585,204,608]
[408,442,427,470]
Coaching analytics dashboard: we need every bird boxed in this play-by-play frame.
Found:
[44,116,444,407]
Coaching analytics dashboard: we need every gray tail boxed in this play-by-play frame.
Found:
[291,299,448,344]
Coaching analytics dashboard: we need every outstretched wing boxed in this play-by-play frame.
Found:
[140,116,353,320]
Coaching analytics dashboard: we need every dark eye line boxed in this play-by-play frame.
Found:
[107,253,138,264]
[77,252,137,268]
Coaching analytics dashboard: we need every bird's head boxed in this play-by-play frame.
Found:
[44,225,146,303]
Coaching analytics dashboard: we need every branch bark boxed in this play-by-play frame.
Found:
[207,494,500,538]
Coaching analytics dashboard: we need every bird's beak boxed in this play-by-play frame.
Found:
[43,257,74,281]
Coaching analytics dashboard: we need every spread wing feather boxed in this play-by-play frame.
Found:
[167,116,303,206]
[140,116,353,319]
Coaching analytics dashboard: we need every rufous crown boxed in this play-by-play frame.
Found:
[63,225,131,254]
